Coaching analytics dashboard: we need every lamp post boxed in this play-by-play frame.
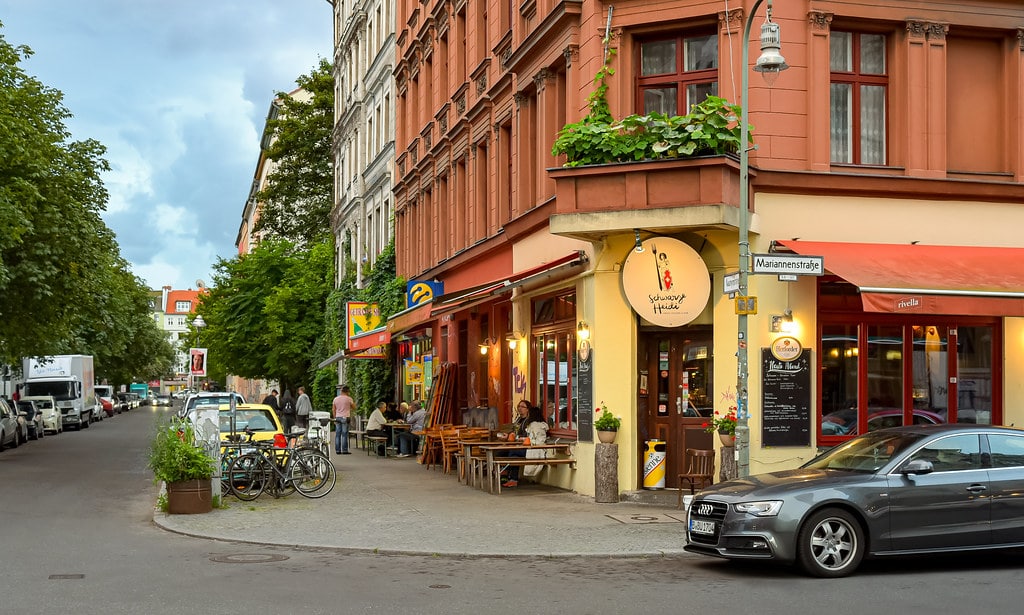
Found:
[736,0,788,477]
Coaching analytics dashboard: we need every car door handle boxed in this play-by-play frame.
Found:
[966,484,987,493]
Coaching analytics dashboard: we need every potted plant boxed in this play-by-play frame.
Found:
[594,402,622,444]
[149,419,216,514]
[703,407,738,447]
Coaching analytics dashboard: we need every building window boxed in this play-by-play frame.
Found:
[531,291,577,433]
[636,31,717,115]
[830,31,887,165]
[175,301,191,313]
[818,286,1000,442]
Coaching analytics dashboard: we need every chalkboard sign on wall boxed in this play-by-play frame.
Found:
[761,349,812,447]
[577,344,593,442]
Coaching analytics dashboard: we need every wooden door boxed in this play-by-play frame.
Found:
[638,327,714,488]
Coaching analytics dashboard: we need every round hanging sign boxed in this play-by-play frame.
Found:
[621,237,711,327]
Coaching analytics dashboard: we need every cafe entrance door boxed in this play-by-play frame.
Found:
[637,326,714,488]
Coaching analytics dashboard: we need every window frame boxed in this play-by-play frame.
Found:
[830,30,890,166]
[635,29,719,116]
[531,290,577,436]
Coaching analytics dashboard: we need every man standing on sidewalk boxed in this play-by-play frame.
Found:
[332,385,355,455]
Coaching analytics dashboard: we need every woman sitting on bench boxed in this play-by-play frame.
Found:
[502,405,548,488]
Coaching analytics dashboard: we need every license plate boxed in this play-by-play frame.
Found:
[690,519,716,535]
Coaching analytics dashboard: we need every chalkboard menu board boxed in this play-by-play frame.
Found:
[761,348,812,447]
[576,344,593,442]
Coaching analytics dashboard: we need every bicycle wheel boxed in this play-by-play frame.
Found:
[289,450,337,498]
[265,450,296,498]
[227,453,271,501]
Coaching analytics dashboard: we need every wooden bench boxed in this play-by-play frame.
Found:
[349,429,367,449]
[365,435,388,457]
[479,443,576,494]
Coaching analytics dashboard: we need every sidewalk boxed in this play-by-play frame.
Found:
[154,446,694,558]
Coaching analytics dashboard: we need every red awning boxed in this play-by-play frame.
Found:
[777,240,1024,316]
[385,303,433,336]
[348,326,390,352]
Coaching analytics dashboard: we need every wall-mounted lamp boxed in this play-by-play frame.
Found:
[769,309,794,333]
[633,229,644,253]
[506,334,518,350]
[577,321,590,341]
[479,338,491,355]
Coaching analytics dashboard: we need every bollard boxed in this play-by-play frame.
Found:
[642,440,666,489]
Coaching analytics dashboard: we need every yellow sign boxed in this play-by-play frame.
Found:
[347,302,382,339]
[404,360,424,385]
[734,296,758,315]
[621,237,711,327]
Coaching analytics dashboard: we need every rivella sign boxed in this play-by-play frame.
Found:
[751,253,824,276]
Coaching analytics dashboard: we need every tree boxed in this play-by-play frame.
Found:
[253,58,334,244]
[194,237,333,390]
[0,25,168,372]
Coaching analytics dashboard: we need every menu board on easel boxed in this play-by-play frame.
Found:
[576,341,593,442]
[761,348,812,447]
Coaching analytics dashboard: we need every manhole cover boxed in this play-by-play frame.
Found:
[209,553,290,564]
[49,574,85,580]
[606,514,684,524]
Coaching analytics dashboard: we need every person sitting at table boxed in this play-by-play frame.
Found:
[522,405,551,480]
[366,401,388,438]
[396,400,427,458]
[384,402,403,422]
[502,405,548,488]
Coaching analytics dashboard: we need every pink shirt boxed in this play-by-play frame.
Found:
[332,393,355,418]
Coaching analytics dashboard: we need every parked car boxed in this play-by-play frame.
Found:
[215,403,283,444]
[21,395,61,434]
[179,391,246,421]
[0,397,24,450]
[685,424,1024,577]
[94,385,119,416]
[15,400,45,440]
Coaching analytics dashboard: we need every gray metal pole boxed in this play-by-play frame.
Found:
[736,0,767,478]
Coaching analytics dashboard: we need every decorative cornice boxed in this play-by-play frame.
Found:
[563,45,579,69]
[808,11,832,32]
[906,21,928,40]
[533,68,554,92]
[476,72,488,94]
[513,91,529,108]
[719,8,743,34]
[927,23,949,41]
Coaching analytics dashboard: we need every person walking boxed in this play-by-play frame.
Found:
[295,386,312,430]
[280,389,296,433]
[262,389,280,416]
[332,385,355,455]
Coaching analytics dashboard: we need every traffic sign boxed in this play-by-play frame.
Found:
[751,253,824,276]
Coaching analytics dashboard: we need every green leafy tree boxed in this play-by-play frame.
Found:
[194,237,332,391]
[253,58,334,244]
[0,25,169,373]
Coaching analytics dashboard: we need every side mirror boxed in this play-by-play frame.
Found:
[901,458,934,475]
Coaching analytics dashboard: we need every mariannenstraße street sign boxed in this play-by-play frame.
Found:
[751,253,824,276]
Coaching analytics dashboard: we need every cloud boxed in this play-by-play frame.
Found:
[0,0,332,291]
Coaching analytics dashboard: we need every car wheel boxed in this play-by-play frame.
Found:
[796,507,864,578]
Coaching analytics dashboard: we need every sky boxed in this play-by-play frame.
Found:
[0,0,333,291]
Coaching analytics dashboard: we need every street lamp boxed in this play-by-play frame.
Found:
[736,0,787,478]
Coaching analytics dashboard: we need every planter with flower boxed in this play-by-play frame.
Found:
[594,403,622,444]
[703,407,738,447]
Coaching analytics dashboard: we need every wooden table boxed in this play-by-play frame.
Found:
[460,439,505,487]
[479,443,575,494]
[384,422,411,454]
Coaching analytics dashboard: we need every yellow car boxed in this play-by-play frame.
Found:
[214,403,284,444]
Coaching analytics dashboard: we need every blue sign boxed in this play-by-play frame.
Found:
[407,280,444,307]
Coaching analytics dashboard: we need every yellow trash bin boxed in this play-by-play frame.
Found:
[643,440,667,489]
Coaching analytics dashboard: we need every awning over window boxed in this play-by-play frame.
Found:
[385,303,433,336]
[776,240,1024,317]
[347,326,390,352]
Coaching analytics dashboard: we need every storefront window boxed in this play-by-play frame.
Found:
[821,324,859,435]
[531,291,576,432]
[866,324,905,429]
[956,326,993,425]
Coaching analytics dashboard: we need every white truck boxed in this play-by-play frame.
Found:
[21,355,96,430]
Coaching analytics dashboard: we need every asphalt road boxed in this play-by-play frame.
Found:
[1,404,1022,615]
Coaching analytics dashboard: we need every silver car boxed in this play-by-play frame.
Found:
[0,397,27,450]
[685,424,1024,577]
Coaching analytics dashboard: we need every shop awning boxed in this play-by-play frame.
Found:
[347,326,390,352]
[776,240,1024,316]
[385,302,433,336]
[431,251,588,317]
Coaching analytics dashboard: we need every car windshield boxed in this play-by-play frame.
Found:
[16,401,34,414]
[803,430,926,473]
[33,400,53,409]
[24,381,73,400]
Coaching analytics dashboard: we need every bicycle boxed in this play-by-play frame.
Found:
[226,437,336,501]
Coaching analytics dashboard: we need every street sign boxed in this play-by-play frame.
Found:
[778,274,798,282]
[723,272,740,294]
[751,253,824,276]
